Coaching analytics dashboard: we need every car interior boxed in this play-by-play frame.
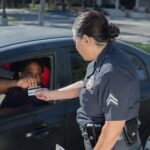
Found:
[0,57,52,116]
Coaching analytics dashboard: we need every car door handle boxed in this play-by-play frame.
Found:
[25,122,63,139]
[26,123,50,139]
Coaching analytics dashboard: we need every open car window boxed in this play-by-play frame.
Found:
[0,56,54,117]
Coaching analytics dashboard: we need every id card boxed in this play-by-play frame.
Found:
[28,86,43,96]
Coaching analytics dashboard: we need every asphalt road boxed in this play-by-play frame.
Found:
[0,9,150,43]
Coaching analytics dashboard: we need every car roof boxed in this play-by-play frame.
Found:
[0,25,149,59]
[0,25,72,48]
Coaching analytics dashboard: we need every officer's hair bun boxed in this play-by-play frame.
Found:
[108,23,120,39]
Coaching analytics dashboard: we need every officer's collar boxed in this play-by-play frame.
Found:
[85,42,115,78]
[94,41,114,69]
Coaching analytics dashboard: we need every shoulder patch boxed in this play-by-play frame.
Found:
[106,94,118,106]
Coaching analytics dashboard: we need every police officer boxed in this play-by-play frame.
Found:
[35,11,143,150]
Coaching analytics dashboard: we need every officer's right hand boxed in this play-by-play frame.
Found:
[35,88,51,101]
[16,77,38,89]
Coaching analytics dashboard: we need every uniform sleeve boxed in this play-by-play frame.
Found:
[102,65,136,121]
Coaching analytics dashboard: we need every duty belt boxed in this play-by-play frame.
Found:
[80,124,123,142]
[80,118,139,147]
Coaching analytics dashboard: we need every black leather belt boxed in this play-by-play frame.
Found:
[80,118,139,147]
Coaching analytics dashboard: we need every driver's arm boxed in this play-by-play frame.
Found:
[0,78,37,93]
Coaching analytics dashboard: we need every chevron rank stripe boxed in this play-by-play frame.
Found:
[106,94,118,106]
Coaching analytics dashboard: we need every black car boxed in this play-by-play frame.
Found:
[0,26,150,150]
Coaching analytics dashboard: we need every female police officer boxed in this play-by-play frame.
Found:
[35,11,142,150]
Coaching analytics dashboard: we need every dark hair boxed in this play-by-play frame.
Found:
[19,59,43,72]
[73,11,120,42]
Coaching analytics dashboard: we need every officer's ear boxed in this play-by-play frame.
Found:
[82,35,94,46]
[82,35,90,44]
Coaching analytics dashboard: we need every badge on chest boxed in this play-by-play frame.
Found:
[86,75,94,90]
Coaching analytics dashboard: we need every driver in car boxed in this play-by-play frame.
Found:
[0,59,48,108]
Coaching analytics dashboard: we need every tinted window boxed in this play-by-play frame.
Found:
[70,52,88,83]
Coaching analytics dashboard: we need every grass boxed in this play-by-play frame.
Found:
[26,4,61,12]
[26,5,39,12]
[126,41,150,54]
[0,16,15,21]
[8,16,15,21]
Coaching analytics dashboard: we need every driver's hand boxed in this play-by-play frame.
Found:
[16,77,38,89]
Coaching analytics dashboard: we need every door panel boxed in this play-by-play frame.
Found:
[0,103,66,150]
[65,98,85,150]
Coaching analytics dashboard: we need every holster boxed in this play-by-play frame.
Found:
[122,118,139,146]
[80,123,102,147]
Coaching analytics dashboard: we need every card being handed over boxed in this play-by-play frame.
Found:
[28,86,43,96]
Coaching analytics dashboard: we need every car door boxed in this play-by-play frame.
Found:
[64,50,88,150]
[0,46,67,150]
[0,103,66,150]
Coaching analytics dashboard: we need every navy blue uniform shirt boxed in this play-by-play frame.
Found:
[77,42,140,127]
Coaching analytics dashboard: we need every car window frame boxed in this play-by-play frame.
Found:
[122,48,149,81]
[0,51,57,118]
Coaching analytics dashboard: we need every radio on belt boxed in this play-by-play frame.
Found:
[28,86,43,96]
